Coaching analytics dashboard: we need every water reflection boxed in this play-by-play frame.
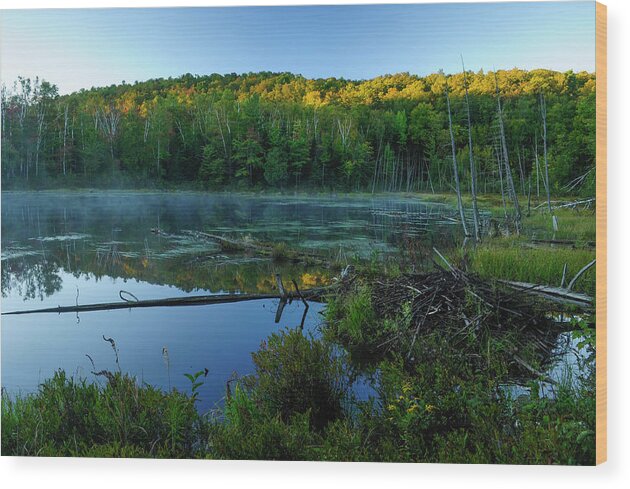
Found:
[2,191,464,300]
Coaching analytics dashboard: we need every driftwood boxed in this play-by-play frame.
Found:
[512,354,557,385]
[552,198,595,210]
[497,256,595,306]
[182,230,260,252]
[291,278,310,329]
[532,198,595,211]
[154,228,329,265]
[274,273,288,323]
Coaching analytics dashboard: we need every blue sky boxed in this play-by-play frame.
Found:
[0,2,595,94]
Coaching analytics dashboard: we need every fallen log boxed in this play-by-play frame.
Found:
[532,198,594,211]
[182,230,258,252]
[552,198,595,210]
[1,286,333,316]
[530,238,595,248]
[497,279,593,308]
[181,230,331,265]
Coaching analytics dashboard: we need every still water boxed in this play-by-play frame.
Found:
[1,191,464,411]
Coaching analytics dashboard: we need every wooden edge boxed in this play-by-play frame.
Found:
[595,0,607,466]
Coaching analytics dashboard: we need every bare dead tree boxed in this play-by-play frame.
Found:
[540,93,557,231]
[462,58,481,240]
[494,71,521,227]
[337,117,352,150]
[527,173,532,216]
[540,93,552,213]
[62,104,69,176]
[34,103,45,178]
[445,79,469,237]
[214,108,229,160]
[534,138,542,199]
[495,142,508,219]
[143,116,151,143]
[98,104,121,175]
[517,146,525,196]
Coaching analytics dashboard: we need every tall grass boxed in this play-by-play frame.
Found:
[524,208,596,242]
[470,246,596,296]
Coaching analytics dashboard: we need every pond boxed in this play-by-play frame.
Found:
[1,190,467,412]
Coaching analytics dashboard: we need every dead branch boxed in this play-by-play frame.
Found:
[567,259,596,291]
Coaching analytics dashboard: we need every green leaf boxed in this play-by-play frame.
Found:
[577,430,594,444]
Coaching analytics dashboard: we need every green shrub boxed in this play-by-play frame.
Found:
[249,328,349,430]
[2,315,596,464]
[207,384,316,460]
[342,331,596,465]
[1,370,200,458]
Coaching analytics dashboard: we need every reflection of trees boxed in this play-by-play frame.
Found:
[2,193,461,301]
[86,249,331,294]
[1,242,332,301]
[1,257,63,300]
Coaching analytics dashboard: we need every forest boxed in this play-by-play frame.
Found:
[1,69,595,196]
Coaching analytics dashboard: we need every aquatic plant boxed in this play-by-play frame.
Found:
[184,368,209,403]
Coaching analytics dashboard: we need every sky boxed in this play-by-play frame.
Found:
[0,2,595,94]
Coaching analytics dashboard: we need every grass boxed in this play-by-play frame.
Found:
[418,193,597,297]
[523,207,596,243]
[270,242,291,262]
[429,191,596,240]
[469,244,596,296]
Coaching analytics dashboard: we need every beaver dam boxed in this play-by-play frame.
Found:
[369,267,590,382]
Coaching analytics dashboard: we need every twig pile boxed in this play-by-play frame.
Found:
[370,266,562,380]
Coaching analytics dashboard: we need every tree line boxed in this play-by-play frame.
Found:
[1,69,595,196]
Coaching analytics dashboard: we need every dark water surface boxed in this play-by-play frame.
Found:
[2,191,463,411]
